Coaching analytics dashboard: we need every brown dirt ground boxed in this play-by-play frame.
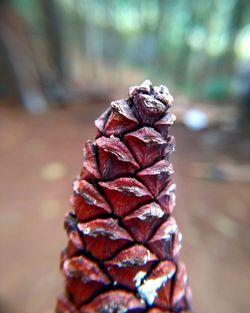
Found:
[0,101,249,313]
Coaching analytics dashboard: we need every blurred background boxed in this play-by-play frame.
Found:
[0,1,250,313]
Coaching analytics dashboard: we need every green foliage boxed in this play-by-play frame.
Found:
[201,77,231,101]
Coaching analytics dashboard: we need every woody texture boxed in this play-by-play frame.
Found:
[56,80,193,313]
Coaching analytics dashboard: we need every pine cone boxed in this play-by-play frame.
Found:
[56,80,193,313]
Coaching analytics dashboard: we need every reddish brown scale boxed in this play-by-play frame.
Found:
[80,290,146,313]
[64,212,78,235]
[132,93,166,125]
[61,233,85,262]
[94,107,111,135]
[63,256,111,305]
[62,238,84,262]
[149,261,175,309]
[147,309,171,313]
[102,99,139,136]
[124,127,169,168]
[156,181,176,214]
[78,218,133,260]
[96,136,139,180]
[56,80,193,313]
[147,217,179,259]
[99,177,153,217]
[154,113,176,139]
[68,231,84,252]
[80,141,100,182]
[63,212,85,258]
[137,261,176,308]
[104,245,158,289]
[147,309,189,313]
[171,262,189,308]
[56,296,78,313]
[123,202,164,242]
[71,180,112,221]
[147,308,190,313]
[137,160,174,196]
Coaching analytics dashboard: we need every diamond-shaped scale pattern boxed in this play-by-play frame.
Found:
[56,80,193,313]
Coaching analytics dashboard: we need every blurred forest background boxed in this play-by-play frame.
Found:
[0,0,250,118]
[0,2,250,313]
